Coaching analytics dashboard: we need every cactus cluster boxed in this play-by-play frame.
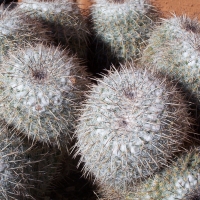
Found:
[18,0,89,60]
[1,0,200,199]
[74,64,193,192]
[90,0,156,63]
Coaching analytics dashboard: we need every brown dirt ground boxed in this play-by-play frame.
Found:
[150,0,200,19]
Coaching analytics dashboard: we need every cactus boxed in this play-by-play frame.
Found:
[142,15,200,104]
[73,63,193,193]
[18,0,89,60]
[129,147,200,200]
[0,4,52,62]
[0,43,90,151]
[0,121,61,200]
[90,0,156,63]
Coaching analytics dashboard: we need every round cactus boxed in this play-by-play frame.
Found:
[129,147,200,200]
[142,15,200,104]
[0,122,61,200]
[18,0,89,60]
[0,4,52,62]
[90,0,157,63]
[0,43,90,151]
[73,63,193,192]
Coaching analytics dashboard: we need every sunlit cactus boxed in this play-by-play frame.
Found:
[73,63,193,193]
[0,43,90,151]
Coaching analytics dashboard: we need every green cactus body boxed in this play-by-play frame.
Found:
[142,16,200,103]
[74,63,193,193]
[0,44,90,151]
[0,5,52,62]
[0,123,61,200]
[129,148,200,200]
[90,0,156,63]
[18,0,89,60]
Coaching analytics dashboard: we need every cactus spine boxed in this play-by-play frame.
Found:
[0,43,90,150]
[90,0,156,63]
[74,63,193,193]
[18,0,89,60]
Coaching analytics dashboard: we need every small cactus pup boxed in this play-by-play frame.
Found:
[90,0,157,63]
[73,63,194,193]
[0,122,61,200]
[142,15,200,104]
[0,4,52,62]
[18,0,89,60]
[0,43,90,151]
[130,147,200,200]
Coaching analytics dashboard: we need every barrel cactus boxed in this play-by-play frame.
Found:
[0,4,51,62]
[0,122,61,200]
[0,43,90,151]
[142,15,200,104]
[90,0,157,63]
[74,63,193,192]
[18,0,89,60]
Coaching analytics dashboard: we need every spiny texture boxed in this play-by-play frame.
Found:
[18,0,89,60]
[0,44,90,151]
[91,0,156,63]
[0,122,61,200]
[0,5,51,62]
[142,15,200,103]
[131,148,200,200]
[74,63,193,192]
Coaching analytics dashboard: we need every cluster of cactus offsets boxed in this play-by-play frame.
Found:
[73,63,193,192]
[18,0,89,60]
[128,148,200,200]
[0,43,90,151]
[142,15,200,103]
[90,0,156,63]
[0,5,52,62]
[0,121,61,200]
